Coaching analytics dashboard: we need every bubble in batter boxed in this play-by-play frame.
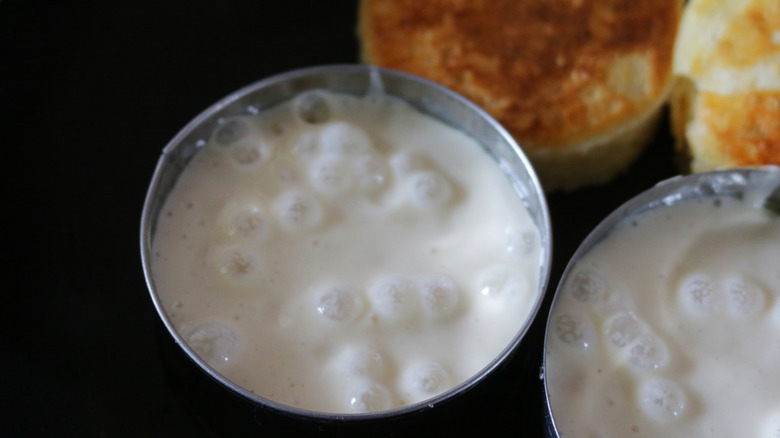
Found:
[316,286,364,323]
[678,274,722,316]
[308,155,353,195]
[505,227,537,258]
[603,312,644,348]
[353,154,390,193]
[348,382,392,413]
[229,142,264,166]
[401,362,451,400]
[295,91,331,124]
[220,203,268,239]
[725,277,766,317]
[273,190,322,231]
[213,118,250,147]
[181,320,239,367]
[408,171,452,207]
[369,277,418,320]
[214,246,261,280]
[479,266,528,301]
[331,346,386,380]
[568,268,607,304]
[390,151,428,176]
[419,276,460,318]
[319,121,372,156]
[627,333,669,370]
[553,313,597,350]
[638,378,687,422]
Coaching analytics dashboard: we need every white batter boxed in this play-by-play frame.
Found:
[546,176,780,437]
[151,90,542,413]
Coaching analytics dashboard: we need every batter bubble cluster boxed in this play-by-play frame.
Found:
[151,89,542,414]
[546,185,780,437]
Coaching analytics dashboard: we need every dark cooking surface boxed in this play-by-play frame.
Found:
[1,1,678,436]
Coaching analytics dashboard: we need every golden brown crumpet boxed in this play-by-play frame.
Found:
[671,0,780,173]
[359,0,681,191]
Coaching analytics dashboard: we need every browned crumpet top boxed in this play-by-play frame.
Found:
[688,0,780,74]
[359,0,680,149]
[698,91,780,166]
[672,0,780,173]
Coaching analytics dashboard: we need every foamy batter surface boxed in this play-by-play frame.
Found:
[151,90,542,413]
[546,181,780,437]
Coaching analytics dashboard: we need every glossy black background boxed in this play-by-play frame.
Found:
[1,1,678,436]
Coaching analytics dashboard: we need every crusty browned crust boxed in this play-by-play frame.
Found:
[358,0,679,147]
[358,0,681,190]
[671,0,780,173]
